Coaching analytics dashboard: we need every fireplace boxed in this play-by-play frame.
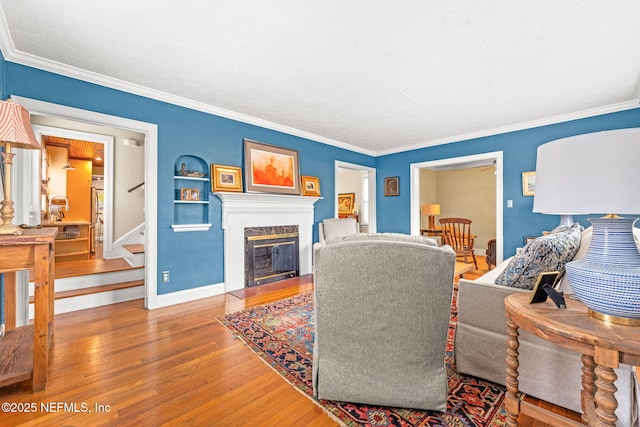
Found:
[245,226,299,287]
[215,192,320,292]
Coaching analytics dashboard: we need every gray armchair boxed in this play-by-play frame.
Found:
[312,233,456,410]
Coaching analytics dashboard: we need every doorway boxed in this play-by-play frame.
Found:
[335,161,377,234]
[13,95,159,309]
[410,151,504,265]
[32,125,114,259]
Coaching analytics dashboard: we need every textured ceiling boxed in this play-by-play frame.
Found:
[1,1,639,155]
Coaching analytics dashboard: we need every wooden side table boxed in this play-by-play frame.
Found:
[503,293,640,427]
[0,227,56,391]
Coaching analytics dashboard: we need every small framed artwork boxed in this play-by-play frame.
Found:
[190,188,200,201]
[338,193,355,215]
[180,188,191,201]
[301,175,321,196]
[524,236,537,245]
[529,271,560,304]
[244,139,301,195]
[211,164,243,192]
[384,176,399,196]
[522,171,536,196]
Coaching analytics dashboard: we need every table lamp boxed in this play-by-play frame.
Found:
[533,128,640,325]
[421,203,440,230]
[0,100,42,235]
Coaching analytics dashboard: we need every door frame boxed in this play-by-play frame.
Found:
[31,125,114,259]
[14,95,159,309]
[410,151,504,264]
[335,160,377,233]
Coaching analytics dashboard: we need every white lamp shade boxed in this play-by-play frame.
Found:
[533,128,640,215]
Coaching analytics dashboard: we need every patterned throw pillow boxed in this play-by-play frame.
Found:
[495,223,582,290]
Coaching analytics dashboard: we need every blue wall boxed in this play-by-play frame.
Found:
[3,61,374,295]
[3,55,640,295]
[375,109,640,257]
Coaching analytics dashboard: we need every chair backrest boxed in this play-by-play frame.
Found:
[318,217,359,243]
[439,217,474,252]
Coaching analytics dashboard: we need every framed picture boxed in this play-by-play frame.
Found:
[190,188,200,201]
[180,188,191,201]
[529,271,560,304]
[338,193,355,215]
[384,176,399,196]
[244,139,301,195]
[301,175,321,196]
[524,236,537,245]
[211,164,243,192]
[522,171,536,196]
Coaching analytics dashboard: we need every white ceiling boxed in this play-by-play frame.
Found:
[1,1,639,156]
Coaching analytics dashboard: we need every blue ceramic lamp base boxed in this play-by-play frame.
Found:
[566,217,640,325]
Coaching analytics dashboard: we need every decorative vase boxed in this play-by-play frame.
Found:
[566,217,640,325]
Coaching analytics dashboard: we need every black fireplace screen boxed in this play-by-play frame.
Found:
[245,229,299,287]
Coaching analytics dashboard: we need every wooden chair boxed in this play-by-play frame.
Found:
[439,217,478,269]
[486,238,496,270]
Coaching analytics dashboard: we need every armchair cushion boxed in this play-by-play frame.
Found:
[495,223,581,289]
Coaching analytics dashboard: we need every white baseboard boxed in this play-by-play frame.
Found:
[146,282,225,310]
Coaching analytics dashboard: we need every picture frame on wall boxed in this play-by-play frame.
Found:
[338,193,355,215]
[384,176,399,196]
[301,175,321,196]
[522,171,536,196]
[211,164,243,192]
[243,139,301,195]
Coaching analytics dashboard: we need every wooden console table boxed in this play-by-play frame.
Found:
[0,228,56,391]
[504,293,640,427]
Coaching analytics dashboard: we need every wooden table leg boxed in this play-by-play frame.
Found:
[594,365,618,426]
[580,354,596,425]
[32,243,51,391]
[505,319,521,427]
[593,347,619,427]
[4,271,16,331]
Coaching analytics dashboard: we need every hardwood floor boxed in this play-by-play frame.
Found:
[2,262,582,426]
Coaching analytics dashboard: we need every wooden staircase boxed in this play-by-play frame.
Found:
[123,244,145,267]
[29,258,144,317]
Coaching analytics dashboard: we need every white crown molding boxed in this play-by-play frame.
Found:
[1,17,637,159]
[376,100,640,156]
[0,22,375,157]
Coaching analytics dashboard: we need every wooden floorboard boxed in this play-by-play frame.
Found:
[2,261,582,426]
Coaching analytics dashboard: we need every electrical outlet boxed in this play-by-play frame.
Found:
[162,271,170,282]
[507,200,513,208]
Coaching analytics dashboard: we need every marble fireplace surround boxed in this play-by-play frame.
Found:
[215,192,321,292]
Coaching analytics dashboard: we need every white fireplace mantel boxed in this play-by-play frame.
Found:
[215,192,321,292]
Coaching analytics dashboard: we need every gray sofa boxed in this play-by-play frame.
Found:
[455,226,639,426]
[312,233,456,410]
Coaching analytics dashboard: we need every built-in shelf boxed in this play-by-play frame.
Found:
[172,155,210,231]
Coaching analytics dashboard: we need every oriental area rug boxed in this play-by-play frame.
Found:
[218,289,508,426]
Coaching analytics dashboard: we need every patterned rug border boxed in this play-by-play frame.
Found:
[217,291,508,427]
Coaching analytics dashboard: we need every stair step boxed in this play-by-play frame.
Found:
[30,280,144,303]
[123,244,144,254]
[53,258,141,279]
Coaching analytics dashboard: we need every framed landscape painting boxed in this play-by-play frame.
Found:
[244,139,301,195]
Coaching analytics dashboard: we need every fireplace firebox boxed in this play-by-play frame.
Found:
[245,226,299,287]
